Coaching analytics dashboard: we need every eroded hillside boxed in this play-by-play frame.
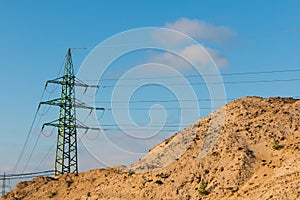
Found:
[2,96,300,200]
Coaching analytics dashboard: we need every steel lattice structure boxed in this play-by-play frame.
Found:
[40,48,103,176]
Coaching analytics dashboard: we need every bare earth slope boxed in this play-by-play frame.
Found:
[2,96,300,200]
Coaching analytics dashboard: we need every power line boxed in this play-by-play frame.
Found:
[99,124,193,128]
[82,68,300,82]
[0,170,54,178]
[104,128,178,132]
[81,128,179,133]
[97,77,300,88]
[84,126,190,130]
[0,174,52,181]
[20,102,54,173]
[34,143,56,171]
[12,87,47,173]
[0,172,54,181]
[92,98,233,104]
[0,170,54,184]
[104,107,219,110]
[12,59,64,174]
[92,96,300,104]
[22,130,43,173]
[70,29,300,50]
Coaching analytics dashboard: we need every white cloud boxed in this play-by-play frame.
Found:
[150,52,188,71]
[146,18,234,73]
[165,18,235,41]
[150,44,227,72]
[181,44,227,67]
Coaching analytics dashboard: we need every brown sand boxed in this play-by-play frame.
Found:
[2,96,300,200]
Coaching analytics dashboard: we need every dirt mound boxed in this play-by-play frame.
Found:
[2,96,300,200]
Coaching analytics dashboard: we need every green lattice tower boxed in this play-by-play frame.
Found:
[41,48,77,175]
[56,48,78,175]
[40,48,102,176]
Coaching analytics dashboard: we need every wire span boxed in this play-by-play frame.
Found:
[98,77,300,88]
[82,68,300,82]
[0,170,54,178]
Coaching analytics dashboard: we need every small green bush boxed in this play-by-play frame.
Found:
[128,170,135,176]
[199,180,209,195]
[49,191,57,198]
[272,141,283,150]
[66,179,74,187]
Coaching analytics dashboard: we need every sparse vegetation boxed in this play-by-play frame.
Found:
[66,179,74,187]
[198,180,209,195]
[272,141,283,150]
[128,170,135,176]
[48,191,57,198]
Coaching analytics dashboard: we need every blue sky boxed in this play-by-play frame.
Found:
[1,0,300,183]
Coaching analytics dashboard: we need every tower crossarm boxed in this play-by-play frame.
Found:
[39,98,63,108]
[42,119,104,131]
[45,77,99,88]
[39,99,104,111]
[75,99,105,111]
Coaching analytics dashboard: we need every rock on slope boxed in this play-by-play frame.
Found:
[2,96,300,200]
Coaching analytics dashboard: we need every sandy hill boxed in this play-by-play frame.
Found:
[2,96,300,200]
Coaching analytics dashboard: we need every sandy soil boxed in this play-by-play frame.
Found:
[2,96,300,200]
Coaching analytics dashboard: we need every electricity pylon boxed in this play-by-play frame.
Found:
[39,48,103,176]
[1,172,6,197]
[1,172,10,197]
